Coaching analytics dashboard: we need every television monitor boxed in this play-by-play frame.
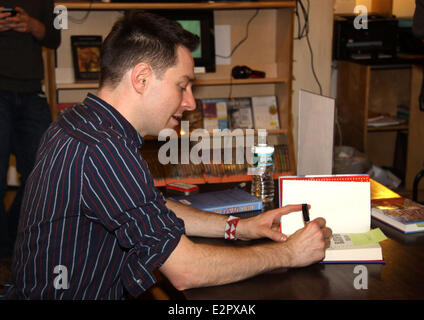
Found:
[150,10,216,73]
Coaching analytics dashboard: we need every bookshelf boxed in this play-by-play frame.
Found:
[337,60,424,190]
[45,1,296,186]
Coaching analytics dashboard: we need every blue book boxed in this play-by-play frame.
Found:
[169,188,263,214]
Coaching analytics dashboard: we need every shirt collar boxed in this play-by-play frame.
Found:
[83,93,144,148]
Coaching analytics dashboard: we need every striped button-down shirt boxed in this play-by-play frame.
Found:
[3,93,185,299]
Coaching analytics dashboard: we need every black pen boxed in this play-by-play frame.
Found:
[302,203,310,225]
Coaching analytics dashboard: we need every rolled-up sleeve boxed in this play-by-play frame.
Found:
[82,137,185,297]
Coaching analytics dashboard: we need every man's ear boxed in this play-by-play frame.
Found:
[131,62,152,94]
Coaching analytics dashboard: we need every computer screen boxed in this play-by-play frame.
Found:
[178,20,202,59]
[151,10,216,73]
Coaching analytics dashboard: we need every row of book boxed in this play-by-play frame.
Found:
[141,144,292,186]
[184,95,280,131]
[57,95,280,132]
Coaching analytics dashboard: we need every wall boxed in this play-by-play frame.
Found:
[392,0,415,17]
[291,0,335,163]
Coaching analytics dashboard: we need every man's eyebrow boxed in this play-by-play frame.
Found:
[182,75,195,83]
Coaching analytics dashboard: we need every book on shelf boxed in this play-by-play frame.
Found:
[322,230,385,263]
[201,98,229,131]
[71,35,102,81]
[169,187,263,214]
[279,174,371,235]
[273,144,291,174]
[227,97,254,129]
[397,105,410,121]
[182,99,203,131]
[251,95,280,130]
[371,197,424,234]
[367,114,407,127]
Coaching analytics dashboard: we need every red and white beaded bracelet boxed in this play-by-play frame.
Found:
[224,215,240,240]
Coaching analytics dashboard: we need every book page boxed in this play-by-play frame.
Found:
[330,233,355,249]
[281,180,371,234]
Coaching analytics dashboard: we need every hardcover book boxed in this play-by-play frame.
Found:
[371,197,424,234]
[201,98,229,131]
[227,97,254,129]
[169,188,263,214]
[251,95,280,130]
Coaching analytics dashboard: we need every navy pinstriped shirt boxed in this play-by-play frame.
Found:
[3,93,185,299]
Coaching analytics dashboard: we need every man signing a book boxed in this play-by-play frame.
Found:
[3,11,332,300]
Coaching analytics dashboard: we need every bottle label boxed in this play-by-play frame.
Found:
[252,152,274,167]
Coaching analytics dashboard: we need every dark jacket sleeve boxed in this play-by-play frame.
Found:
[39,0,61,49]
[413,0,424,39]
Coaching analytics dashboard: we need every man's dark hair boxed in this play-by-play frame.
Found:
[99,10,200,88]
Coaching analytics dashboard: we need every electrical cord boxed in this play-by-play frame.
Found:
[306,28,323,95]
[215,9,260,99]
[215,9,260,59]
[294,0,323,96]
[68,0,94,24]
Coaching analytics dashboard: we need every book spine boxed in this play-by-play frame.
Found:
[211,202,263,215]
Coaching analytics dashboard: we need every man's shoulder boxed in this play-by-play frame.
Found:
[57,105,126,149]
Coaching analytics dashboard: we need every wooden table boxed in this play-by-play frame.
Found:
[182,180,424,300]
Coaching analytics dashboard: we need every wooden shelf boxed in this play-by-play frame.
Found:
[144,128,288,141]
[195,77,288,86]
[153,170,294,187]
[56,77,288,90]
[55,1,296,11]
[57,82,99,90]
[367,124,409,132]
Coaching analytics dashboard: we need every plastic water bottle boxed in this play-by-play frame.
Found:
[250,131,275,210]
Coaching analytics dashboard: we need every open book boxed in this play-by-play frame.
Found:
[323,231,385,263]
[278,175,386,263]
[279,174,371,234]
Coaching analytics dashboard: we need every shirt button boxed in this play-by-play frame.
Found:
[136,279,142,285]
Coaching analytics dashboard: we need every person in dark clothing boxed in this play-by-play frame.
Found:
[413,0,424,39]
[0,0,61,260]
